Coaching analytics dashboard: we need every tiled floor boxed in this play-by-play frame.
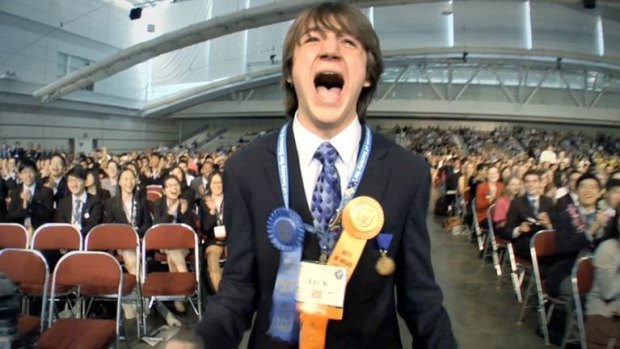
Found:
[128,214,547,349]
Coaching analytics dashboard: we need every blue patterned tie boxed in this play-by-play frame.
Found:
[310,142,342,255]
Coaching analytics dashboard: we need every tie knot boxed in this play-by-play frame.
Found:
[314,142,339,166]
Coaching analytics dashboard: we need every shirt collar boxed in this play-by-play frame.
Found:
[24,183,35,193]
[72,191,87,204]
[292,112,362,168]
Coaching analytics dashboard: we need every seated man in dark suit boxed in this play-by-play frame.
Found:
[555,170,581,213]
[6,160,54,234]
[505,169,555,260]
[55,166,102,237]
[41,153,69,208]
[548,173,610,298]
[186,3,456,349]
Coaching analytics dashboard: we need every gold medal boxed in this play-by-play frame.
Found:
[375,251,395,276]
[342,196,384,240]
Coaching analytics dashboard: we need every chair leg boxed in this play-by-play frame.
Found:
[538,300,550,346]
[560,314,575,349]
[491,240,501,277]
[518,274,535,324]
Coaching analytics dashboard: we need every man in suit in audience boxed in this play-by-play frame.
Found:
[547,173,607,298]
[190,161,213,202]
[192,3,455,349]
[146,152,166,186]
[6,160,54,232]
[505,169,555,260]
[555,170,581,213]
[55,166,102,237]
[41,153,69,207]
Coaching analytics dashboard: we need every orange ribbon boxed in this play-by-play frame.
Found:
[299,197,384,349]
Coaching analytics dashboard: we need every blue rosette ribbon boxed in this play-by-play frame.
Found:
[266,207,305,342]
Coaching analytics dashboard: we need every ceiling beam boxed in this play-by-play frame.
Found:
[32,0,620,102]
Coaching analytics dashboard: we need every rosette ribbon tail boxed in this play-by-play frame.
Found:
[266,207,306,342]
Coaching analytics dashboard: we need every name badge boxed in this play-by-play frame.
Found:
[297,261,347,309]
[214,225,226,239]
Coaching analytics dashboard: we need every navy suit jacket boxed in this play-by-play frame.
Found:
[6,184,54,230]
[197,124,455,349]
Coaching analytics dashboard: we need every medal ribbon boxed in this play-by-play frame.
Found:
[300,197,384,349]
[266,208,305,342]
[277,122,373,257]
[275,122,375,347]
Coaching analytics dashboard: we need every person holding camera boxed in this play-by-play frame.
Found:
[505,169,555,260]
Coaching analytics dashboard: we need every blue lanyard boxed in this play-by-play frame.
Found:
[276,121,373,218]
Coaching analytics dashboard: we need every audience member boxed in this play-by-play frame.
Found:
[475,166,504,228]
[493,176,522,239]
[585,208,620,349]
[200,170,226,292]
[505,170,555,260]
[85,168,111,203]
[55,166,103,237]
[5,160,54,235]
[152,175,195,313]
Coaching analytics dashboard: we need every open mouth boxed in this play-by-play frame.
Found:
[314,72,344,103]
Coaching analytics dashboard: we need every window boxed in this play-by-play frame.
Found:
[56,53,95,91]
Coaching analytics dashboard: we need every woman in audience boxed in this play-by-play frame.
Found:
[103,167,152,272]
[475,166,504,228]
[169,165,196,212]
[492,176,522,239]
[586,208,620,349]
[101,160,120,197]
[85,168,110,203]
[500,166,512,184]
[200,171,226,292]
[153,175,195,312]
[102,166,151,319]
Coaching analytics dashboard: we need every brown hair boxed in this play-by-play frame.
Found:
[281,3,383,120]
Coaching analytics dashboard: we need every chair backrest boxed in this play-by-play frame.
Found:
[146,191,162,202]
[0,223,29,248]
[572,255,593,349]
[31,223,83,251]
[573,256,594,296]
[146,185,163,195]
[0,248,49,332]
[85,224,139,251]
[142,223,197,251]
[49,251,122,332]
[531,229,557,258]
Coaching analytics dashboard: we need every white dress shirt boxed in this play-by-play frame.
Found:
[292,114,362,210]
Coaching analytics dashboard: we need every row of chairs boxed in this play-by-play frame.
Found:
[0,249,124,348]
[470,202,593,348]
[0,222,203,347]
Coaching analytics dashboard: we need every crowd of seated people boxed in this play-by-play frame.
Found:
[0,143,237,326]
[1,125,619,346]
[391,125,619,348]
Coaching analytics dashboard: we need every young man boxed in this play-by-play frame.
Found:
[547,173,607,298]
[55,166,102,237]
[505,169,555,260]
[195,3,455,349]
[190,160,213,201]
[555,170,581,213]
[6,160,54,234]
[42,153,69,207]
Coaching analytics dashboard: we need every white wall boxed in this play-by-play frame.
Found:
[0,0,147,101]
[0,111,179,153]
